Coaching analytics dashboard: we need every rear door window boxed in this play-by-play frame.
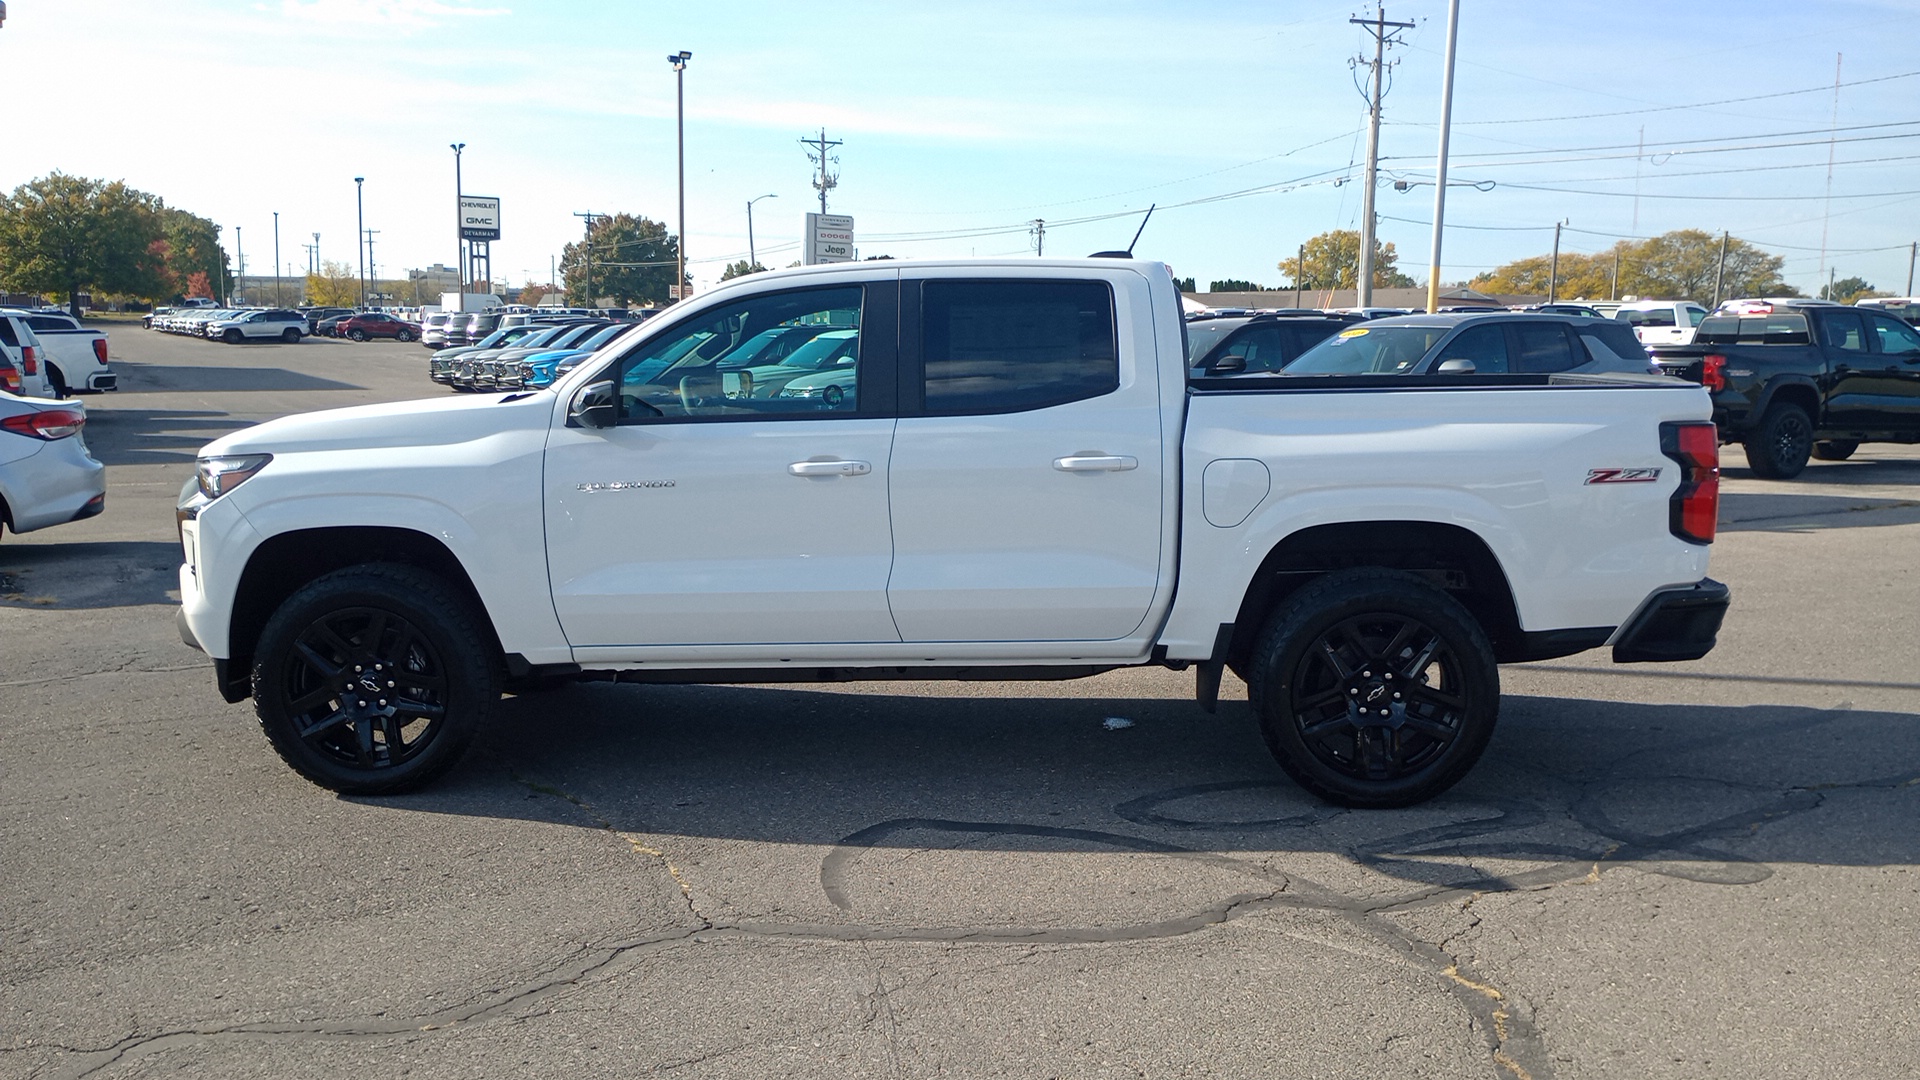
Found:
[1435,324,1510,373]
[0,318,18,349]
[917,280,1117,415]
[1511,323,1579,373]
[1818,310,1869,353]
[1868,314,1920,356]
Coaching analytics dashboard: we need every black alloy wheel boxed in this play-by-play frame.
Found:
[1743,403,1813,479]
[1812,439,1859,461]
[253,564,497,794]
[1248,568,1499,808]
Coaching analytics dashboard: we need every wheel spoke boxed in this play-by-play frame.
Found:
[377,713,408,755]
[295,707,351,745]
[292,640,344,680]
[312,622,359,663]
[1300,711,1354,740]
[287,685,338,715]
[1392,628,1444,681]
[1354,725,1391,779]
[392,697,445,721]
[1399,714,1459,744]
[1404,681,1466,712]
[1316,620,1363,679]
[358,611,390,657]
[1374,618,1418,669]
[1297,686,1349,712]
[352,718,378,767]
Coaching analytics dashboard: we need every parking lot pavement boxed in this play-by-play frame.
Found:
[2,328,1917,1079]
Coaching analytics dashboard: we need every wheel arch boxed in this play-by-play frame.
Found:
[1224,520,1527,674]
[1754,376,1820,423]
[227,526,504,687]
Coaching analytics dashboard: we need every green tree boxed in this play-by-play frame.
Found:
[1172,276,1196,292]
[1821,276,1876,303]
[518,280,551,306]
[1209,279,1270,292]
[1473,230,1796,302]
[0,172,172,314]
[305,260,359,307]
[157,206,230,304]
[562,213,682,306]
[1277,230,1414,290]
[719,260,767,281]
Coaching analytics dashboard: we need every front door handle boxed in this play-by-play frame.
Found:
[1053,454,1139,472]
[788,459,872,477]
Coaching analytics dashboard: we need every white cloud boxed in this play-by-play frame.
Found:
[279,0,509,28]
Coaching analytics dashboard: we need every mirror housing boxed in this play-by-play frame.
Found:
[1209,353,1248,374]
[569,380,617,428]
[1435,358,1477,375]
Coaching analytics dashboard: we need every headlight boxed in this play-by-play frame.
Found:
[196,454,273,499]
[779,385,817,398]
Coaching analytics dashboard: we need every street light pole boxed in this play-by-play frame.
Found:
[450,143,466,299]
[669,50,692,301]
[354,177,366,308]
[747,193,777,270]
[235,226,244,305]
[1424,0,1460,313]
[272,212,282,307]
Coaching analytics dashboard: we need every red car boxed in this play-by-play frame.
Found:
[336,313,419,342]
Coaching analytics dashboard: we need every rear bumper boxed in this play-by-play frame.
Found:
[1612,578,1730,663]
[87,370,117,391]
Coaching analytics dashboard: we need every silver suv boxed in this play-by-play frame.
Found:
[205,309,309,344]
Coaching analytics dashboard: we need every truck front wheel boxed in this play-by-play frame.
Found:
[1246,568,1499,808]
[252,563,498,794]
[1743,403,1813,479]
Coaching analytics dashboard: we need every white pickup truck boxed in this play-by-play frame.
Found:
[176,259,1729,807]
[1614,299,1709,347]
[4,309,117,394]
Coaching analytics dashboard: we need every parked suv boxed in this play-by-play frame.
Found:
[1281,312,1659,377]
[207,309,309,344]
[302,307,354,336]
[1185,311,1362,376]
[336,312,418,342]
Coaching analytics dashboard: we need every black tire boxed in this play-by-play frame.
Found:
[348,329,368,342]
[1742,403,1813,479]
[47,364,69,398]
[282,328,301,344]
[1246,568,1500,808]
[1811,439,1858,461]
[252,563,498,795]
[223,328,243,344]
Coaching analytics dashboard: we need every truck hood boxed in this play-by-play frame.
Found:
[199,391,552,458]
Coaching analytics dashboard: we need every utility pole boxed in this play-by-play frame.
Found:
[235,226,245,304]
[747,193,777,270]
[354,177,365,307]
[1907,240,1916,296]
[801,128,842,215]
[668,51,691,302]
[1295,243,1306,307]
[451,142,466,298]
[1351,7,1413,308]
[1827,265,1837,302]
[1424,0,1461,313]
[364,230,380,301]
[1611,249,1621,301]
[572,211,597,306]
[1029,219,1046,257]
[1548,219,1566,303]
[312,233,320,278]
[1711,231,1729,308]
[272,212,282,307]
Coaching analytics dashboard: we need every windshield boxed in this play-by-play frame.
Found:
[574,324,629,351]
[776,330,858,368]
[1284,324,1449,375]
[717,325,826,367]
[1184,319,1244,364]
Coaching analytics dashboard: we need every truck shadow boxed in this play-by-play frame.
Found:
[0,540,183,608]
[372,683,1920,888]
[109,363,362,394]
[81,408,255,465]
[1719,490,1920,532]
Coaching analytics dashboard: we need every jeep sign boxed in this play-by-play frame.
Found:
[460,196,501,242]
[804,212,854,264]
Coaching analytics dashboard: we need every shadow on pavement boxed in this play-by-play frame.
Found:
[110,363,362,394]
[81,409,254,465]
[1719,490,1920,532]
[360,682,1920,886]
[0,539,182,608]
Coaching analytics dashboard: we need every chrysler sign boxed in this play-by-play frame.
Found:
[460,196,501,241]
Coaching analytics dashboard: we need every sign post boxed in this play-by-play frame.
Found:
[804,212,855,264]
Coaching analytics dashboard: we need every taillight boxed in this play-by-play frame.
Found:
[1,366,19,394]
[1698,354,1726,392]
[1661,421,1719,544]
[1,408,85,440]
[21,345,37,376]
[93,338,109,364]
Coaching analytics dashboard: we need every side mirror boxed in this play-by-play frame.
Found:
[1435,358,1477,375]
[569,380,617,428]
[1209,352,1248,373]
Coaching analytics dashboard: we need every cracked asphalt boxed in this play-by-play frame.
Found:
[2,327,1917,1078]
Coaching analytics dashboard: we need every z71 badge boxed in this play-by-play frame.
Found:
[1585,467,1662,484]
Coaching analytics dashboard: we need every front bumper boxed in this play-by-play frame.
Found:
[1612,578,1730,663]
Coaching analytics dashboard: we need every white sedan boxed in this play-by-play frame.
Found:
[0,391,105,539]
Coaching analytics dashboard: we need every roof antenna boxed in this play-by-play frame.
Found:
[1090,203,1156,259]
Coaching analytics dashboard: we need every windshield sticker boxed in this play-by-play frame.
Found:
[1337,328,1369,338]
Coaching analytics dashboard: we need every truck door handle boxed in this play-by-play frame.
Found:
[1052,454,1139,472]
[788,459,872,477]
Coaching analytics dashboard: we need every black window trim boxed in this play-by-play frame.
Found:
[900,275,1121,418]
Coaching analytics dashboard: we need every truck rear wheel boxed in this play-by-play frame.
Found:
[1811,439,1858,461]
[1743,403,1813,479]
[252,563,498,794]
[1246,568,1499,808]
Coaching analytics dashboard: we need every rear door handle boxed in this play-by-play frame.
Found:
[788,459,872,476]
[1052,454,1139,472]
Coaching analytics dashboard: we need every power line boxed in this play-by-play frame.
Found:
[1435,68,1920,126]
[1385,119,1920,163]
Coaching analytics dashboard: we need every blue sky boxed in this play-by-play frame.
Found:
[5,0,1919,296]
